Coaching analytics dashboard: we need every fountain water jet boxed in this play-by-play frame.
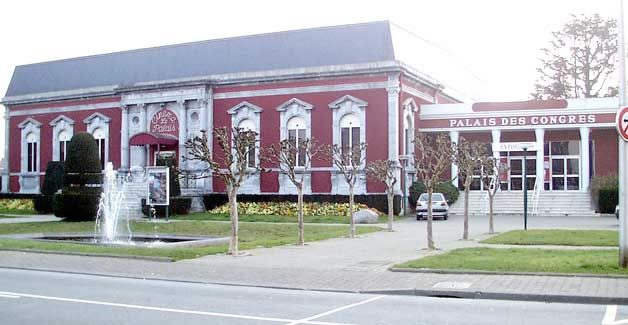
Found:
[94,162,132,243]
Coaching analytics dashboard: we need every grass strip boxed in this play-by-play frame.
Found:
[0,221,381,261]
[481,229,618,247]
[0,209,37,215]
[397,247,628,275]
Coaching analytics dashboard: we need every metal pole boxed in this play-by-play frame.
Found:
[620,0,628,268]
[523,148,528,230]
[402,165,407,216]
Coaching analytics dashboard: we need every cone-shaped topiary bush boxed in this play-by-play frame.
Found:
[54,132,103,221]
[33,161,65,213]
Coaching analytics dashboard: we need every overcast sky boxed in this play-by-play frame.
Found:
[0,0,620,160]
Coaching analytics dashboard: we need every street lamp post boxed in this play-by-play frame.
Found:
[399,156,408,216]
[523,147,528,230]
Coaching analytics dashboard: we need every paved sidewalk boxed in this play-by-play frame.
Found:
[0,214,60,224]
[0,213,625,304]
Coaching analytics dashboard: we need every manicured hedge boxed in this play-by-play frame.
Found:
[591,174,618,213]
[53,188,102,221]
[34,161,65,213]
[408,181,459,207]
[202,194,401,215]
[141,197,192,218]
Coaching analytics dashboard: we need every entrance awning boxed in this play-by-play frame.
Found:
[129,132,178,146]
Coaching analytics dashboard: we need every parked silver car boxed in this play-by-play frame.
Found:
[416,193,449,220]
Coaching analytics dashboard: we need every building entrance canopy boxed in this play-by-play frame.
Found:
[129,132,178,146]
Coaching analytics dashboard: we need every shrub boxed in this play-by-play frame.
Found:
[591,174,618,213]
[409,180,459,207]
[34,161,65,213]
[202,194,401,215]
[141,197,192,218]
[52,188,101,221]
[64,132,102,187]
[0,199,35,213]
[205,201,380,217]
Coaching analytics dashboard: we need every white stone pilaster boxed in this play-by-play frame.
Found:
[491,130,501,160]
[450,130,459,187]
[206,88,214,191]
[580,127,590,191]
[178,100,188,170]
[2,108,9,193]
[386,73,401,194]
[535,128,545,191]
[139,103,148,167]
[121,105,130,170]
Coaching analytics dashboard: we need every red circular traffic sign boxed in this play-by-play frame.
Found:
[617,106,628,141]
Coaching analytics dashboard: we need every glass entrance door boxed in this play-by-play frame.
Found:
[551,157,579,190]
[508,157,536,191]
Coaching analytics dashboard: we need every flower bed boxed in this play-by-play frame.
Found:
[0,199,36,214]
[208,201,380,217]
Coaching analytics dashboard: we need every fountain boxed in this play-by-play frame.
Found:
[1,164,230,249]
[94,162,133,244]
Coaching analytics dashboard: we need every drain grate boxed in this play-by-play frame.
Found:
[432,281,472,289]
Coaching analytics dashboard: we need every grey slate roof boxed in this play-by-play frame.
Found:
[5,21,395,98]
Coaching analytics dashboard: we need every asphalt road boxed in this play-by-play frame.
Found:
[0,268,625,325]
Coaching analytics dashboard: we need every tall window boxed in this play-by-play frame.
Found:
[58,130,71,161]
[238,119,256,168]
[287,116,307,167]
[26,133,38,172]
[340,113,360,158]
[93,128,106,170]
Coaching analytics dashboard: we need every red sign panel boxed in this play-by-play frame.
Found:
[617,107,628,142]
[150,109,179,138]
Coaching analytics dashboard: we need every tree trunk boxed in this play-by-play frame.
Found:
[297,185,305,245]
[387,189,394,232]
[489,193,495,234]
[463,187,469,240]
[427,189,435,249]
[228,188,239,256]
[349,185,356,238]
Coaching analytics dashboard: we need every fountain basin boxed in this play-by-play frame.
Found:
[1,233,230,248]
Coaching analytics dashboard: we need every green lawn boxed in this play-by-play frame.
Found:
[0,215,17,219]
[481,230,618,247]
[0,221,381,261]
[171,212,400,224]
[396,247,628,275]
[0,208,37,215]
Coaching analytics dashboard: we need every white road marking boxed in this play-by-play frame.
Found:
[0,290,353,325]
[285,295,385,325]
[0,293,20,299]
[602,305,628,325]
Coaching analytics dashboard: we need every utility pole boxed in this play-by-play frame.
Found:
[619,0,628,268]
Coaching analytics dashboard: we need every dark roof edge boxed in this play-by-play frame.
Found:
[12,21,391,69]
[1,60,462,106]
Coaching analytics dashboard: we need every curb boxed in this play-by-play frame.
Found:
[362,288,628,305]
[0,248,174,263]
[390,267,628,279]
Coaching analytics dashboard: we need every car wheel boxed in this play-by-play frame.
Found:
[444,215,448,220]
[416,216,422,221]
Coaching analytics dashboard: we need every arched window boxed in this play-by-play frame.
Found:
[340,113,360,157]
[58,130,71,161]
[404,115,412,155]
[93,128,106,170]
[26,132,38,173]
[238,119,256,168]
[287,116,307,167]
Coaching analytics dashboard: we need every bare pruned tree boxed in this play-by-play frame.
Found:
[412,133,456,249]
[322,142,367,238]
[185,127,259,256]
[455,138,489,240]
[479,155,508,234]
[365,160,397,232]
[261,137,322,245]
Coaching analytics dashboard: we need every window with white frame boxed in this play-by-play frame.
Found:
[340,113,360,157]
[93,128,106,170]
[287,116,307,167]
[26,132,38,173]
[238,119,256,168]
[58,130,71,161]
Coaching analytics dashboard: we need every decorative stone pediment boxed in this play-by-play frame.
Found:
[49,115,75,127]
[328,95,368,110]
[227,101,263,115]
[83,112,111,124]
[276,98,313,112]
[18,117,41,129]
[402,97,419,112]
